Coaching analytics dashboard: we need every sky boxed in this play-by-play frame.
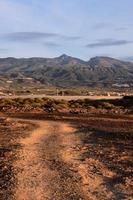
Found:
[0,0,133,60]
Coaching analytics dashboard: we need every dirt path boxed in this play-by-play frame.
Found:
[12,121,87,200]
[1,119,132,200]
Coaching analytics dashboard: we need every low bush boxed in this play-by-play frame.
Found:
[100,102,115,109]
[0,96,132,112]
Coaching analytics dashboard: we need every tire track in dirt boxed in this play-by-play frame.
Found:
[13,121,87,200]
[1,118,132,200]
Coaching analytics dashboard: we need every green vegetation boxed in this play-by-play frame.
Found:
[0,96,132,113]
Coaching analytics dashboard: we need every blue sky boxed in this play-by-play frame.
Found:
[0,0,133,60]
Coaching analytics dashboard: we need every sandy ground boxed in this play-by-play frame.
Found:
[0,117,133,200]
[11,121,86,200]
[0,94,122,100]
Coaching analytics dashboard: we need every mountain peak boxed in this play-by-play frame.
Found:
[59,54,70,59]
[88,56,127,68]
[0,55,132,88]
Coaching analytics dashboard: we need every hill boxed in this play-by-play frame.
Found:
[0,55,133,88]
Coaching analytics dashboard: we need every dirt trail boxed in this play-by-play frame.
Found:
[1,119,132,200]
[13,121,87,200]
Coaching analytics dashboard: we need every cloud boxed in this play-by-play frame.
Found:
[122,56,133,62]
[0,48,8,52]
[61,36,81,41]
[3,32,81,43]
[4,32,59,42]
[92,23,128,32]
[92,22,112,30]
[115,27,128,31]
[43,42,60,48]
[86,39,133,48]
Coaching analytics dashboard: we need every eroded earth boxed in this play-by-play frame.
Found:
[0,116,133,200]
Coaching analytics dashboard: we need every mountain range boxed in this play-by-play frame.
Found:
[0,54,133,88]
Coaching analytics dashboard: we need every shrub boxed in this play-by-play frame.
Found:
[100,102,115,109]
